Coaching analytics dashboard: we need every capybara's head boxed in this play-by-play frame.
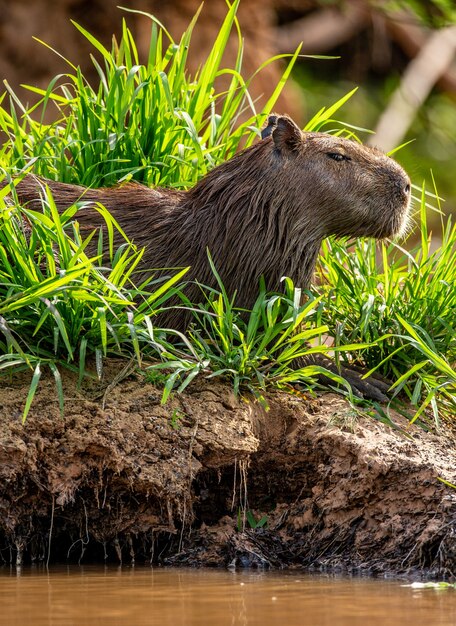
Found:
[264,115,411,240]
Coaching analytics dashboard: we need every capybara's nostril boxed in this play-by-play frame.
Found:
[405,183,411,195]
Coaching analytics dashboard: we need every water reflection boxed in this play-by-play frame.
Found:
[0,566,455,626]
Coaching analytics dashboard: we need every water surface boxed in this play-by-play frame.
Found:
[0,566,454,626]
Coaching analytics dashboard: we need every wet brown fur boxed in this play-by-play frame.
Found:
[10,115,411,329]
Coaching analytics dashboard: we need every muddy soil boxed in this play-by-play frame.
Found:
[0,365,455,577]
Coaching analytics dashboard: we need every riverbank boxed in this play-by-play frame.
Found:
[1,365,455,576]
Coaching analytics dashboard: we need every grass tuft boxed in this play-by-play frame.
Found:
[312,187,456,426]
[0,1,299,189]
[0,182,188,419]
[146,253,344,408]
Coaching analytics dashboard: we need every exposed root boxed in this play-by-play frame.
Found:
[46,496,55,568]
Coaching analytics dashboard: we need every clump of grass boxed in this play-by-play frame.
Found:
[0,182,187,420]
[0,2,343,418]
[312,186,456,425]
[146,253,353,407]
[0,1,299,188]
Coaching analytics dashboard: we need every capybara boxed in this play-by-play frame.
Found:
[10,114,411,334]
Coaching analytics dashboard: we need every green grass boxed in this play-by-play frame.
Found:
[0,4,455,426]
[312,187,456,425]
[0,1,299,188]
[145,253,353,407]
[0,182,188,420]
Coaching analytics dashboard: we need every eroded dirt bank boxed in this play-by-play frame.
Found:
[0,367,455,577]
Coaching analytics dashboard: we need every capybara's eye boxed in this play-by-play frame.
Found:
[326,152,350,162]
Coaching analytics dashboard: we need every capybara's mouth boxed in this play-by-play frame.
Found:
[383,195,412,239]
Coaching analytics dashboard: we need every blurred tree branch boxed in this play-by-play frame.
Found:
[386,13,456,93]
[371,24,456,151]
[276,0,370,53]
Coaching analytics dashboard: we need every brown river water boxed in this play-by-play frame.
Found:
[0,567,455,626]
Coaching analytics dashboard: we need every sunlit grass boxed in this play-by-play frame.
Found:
[0,182,188,420]
[312,187,456,425]
[146,254,352,407]
[0,3,326,419]
[0,1,299,189]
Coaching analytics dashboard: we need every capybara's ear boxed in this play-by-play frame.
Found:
[261,115,278,139]
[272,116,302,153]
